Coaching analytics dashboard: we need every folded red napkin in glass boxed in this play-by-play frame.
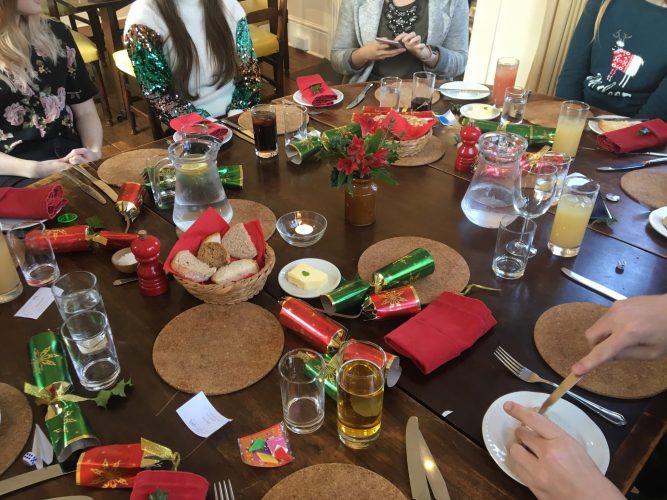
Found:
[296,75,337,107]
[130,470,209,500]
[0,184,67,219]
[597,118,667,153]
[169,112,229,141]
[384,292,497,374]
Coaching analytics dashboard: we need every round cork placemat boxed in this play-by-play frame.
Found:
[153,303,284,395]
[620,169,667,210]
[229,199,276,240]
[524,100,593,129]
[0,383,33,475]
[534,302,667,399]
[237,104,308,136]
[393,135,446,167]
[358,236,470,304]
[263,463,406,500]
[98,148,168,186]
[373,87,440,110]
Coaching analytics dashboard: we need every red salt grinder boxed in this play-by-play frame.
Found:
[455,123,482,173]
[130,230,168,296]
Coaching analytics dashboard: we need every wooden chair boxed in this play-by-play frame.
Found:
[241,0,290,76]
[43,0,108,63]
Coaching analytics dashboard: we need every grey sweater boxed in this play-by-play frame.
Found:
[330,0,469,83]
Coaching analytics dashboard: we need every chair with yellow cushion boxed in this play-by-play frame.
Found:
[242,0,290,76]
[43,0,108,62]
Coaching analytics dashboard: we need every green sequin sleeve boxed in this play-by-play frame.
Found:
[123,24,210,124]
[230,18,261,111]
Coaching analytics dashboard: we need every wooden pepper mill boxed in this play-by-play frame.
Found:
[455,123,482,173]
[130,230,168,296]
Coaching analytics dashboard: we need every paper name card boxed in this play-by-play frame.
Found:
[176,392,231,438]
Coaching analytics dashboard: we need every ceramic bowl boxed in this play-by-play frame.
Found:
[111,248,138,274]
[276,211,327,247]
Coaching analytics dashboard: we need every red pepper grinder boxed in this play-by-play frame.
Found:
[131,230,168,296]
[455,122,482,173]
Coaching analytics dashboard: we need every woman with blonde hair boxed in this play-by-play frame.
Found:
[0,0,103,186]
[556,0,667,120]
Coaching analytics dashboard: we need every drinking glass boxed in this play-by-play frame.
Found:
[410,71,435,111]
[0,229,23,303]
[52,271,106,322]
[7,223,59,287]
[336,340,386,449]
[500,86,527,125]
[279,348,325,434]
[492,57,519,107]
[379,76,402,111]
[548,174,600,257]
[146,155,175,209]
[60,310,120,391]
[283,104,308,148]
[536,152,572,205]
[552,101,590,158]
[251,104,278,158]
[492,215,536,280]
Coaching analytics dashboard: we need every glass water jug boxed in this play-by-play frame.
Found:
[168,137,233,231]
[461,131,528,228]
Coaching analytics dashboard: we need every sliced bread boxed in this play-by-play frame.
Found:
[202,232,221,244]
[211,259,259,286]
[171,250,216,283]
[197,241,230,268]
[221,223,257,259]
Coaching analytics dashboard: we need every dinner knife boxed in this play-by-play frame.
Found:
[406,416,431,500]
[538,372,584,416]
[589,116,648,122]
[346,83,374,109]
[218,118,255,143]
[597,157,667,171]
[561,267,627,301]
[417,430,451,499]
[72,165,118,202]
[61,170,107,205]
[0,463,74,495]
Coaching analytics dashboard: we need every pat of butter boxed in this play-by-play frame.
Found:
[287,264,328,290]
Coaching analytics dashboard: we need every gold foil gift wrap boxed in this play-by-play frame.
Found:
[286,123,362,165]
[278,297,347,353]
[371,248,435,293]
[361,286,421,320]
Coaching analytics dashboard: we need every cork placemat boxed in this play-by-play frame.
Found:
[524,100,593,128]
[229,199,276,240]
[237,104,308,136]
[98,148,167,186]
[393,136,446,167]
[373,87,440,110]
[620,169,667,210]
[153,303,284,395]
[0,383,33,475]
[534,302,667,399]
[358,236,470,304]
[263,463,406,499]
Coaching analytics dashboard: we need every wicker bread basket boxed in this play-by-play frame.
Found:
[390,130,432,158]
[175,244,276,305]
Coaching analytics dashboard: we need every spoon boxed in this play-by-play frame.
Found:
[113,277,138,286]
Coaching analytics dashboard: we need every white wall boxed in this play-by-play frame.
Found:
[286,0,340,59]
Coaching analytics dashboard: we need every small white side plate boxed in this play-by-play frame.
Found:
[460,103,500,121]
[293,89,344,108]
[0,217,47,230]
[278,258,341,299]
[649,206,667,238]
[172,120,233,145]
[482,391,609,485]
[439,81,491,101]
[588,115,642,135]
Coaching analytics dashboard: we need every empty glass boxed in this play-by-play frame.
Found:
[410,71,435,111]
[7,223,59,287]
[279,348,325,434]
[60,310,120,391]
[379,76,402,111]
[146,155,175,209]
[493,216,536,279]
[52,271,106,322]
[536,152,572,205]
[283,104,308,148]
[552,100,590,158]
[500,86,527,125]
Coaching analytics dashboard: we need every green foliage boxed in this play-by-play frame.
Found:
[93,378,133,408]
[149,489,169,500]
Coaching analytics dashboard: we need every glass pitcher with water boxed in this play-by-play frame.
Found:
[168,137,233,231]
[461,131,528,228]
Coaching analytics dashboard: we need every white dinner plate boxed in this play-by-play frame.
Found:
[482,391,609,485]
[292,88,344,108]
[460,103,500,121]
[172,118,233,146]
[649,206,667,238]
[587,115,643,135]
[439,81,490,101]
[0,217,47,230]
[278,258,341,299]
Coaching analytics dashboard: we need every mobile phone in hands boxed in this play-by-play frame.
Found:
[375,37,404,49]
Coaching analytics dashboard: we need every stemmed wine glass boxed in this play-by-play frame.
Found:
[511,163,558,257]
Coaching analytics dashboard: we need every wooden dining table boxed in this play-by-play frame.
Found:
[1,84,666,499]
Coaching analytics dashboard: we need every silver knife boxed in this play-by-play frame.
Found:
[597,157,667,171]
[561,267,627,301]
[72,165,118,202]
[218,117,255,140]
[417,430,450,499]
[406,416,431,500]
[0,463,74,495]
[589,116,648,122]
[61,170,107,204]
[346,83,374,109]
[538,372,583,416]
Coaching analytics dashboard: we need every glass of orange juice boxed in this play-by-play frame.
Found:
[492,57,519,108]
[552,101,590,158]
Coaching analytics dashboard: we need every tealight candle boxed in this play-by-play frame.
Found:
[295,223,314,236]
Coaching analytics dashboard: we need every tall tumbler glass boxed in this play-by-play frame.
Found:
[552,101,590,158]
[7,222,60,287]
[336,340,386,449]
[146,155,175,209]
[251,104,278,158]
[536,152,572,205]
[379,76,402,111]
[52,271,106,321]
[492,215,536,279]
[492,57,519,107]
[283,104,308,148]
[500,86,527,125]
[410,71,435,111]
[279,348,325,434]
[0,229,23,303]
[60,310,120,391]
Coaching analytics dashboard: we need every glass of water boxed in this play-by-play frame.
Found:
[283,104,308,148]
[379,76,402,111]
[500,86,527,125]
[52,271,106,321]
[492,215,536,280]
[7,223,59,287]
[279,348,325,434]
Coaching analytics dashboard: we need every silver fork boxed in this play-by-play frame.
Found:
[280,98,323,115]
[494,346,626,426]
[213,479,235,500]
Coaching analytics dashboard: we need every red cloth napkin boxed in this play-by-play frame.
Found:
[130,470,209,500]
[0,184,67,219]
[384,292,497,374]
[295,75,337,107]
[597,118,667,153]
[169,112,229,141]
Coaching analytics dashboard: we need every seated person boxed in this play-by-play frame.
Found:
[123,0,262,124]
[0,0,103,187]
[330,0,469,83]
[556,0,667,121]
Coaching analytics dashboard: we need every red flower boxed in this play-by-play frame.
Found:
[336,157,357,175]
[371,147,390,168]
[357,115,380,136]
[347,135,366,164]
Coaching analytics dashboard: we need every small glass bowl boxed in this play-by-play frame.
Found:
[276,211,327,247]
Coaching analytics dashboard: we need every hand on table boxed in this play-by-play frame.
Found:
[503,402,623,500]
[62,147,101,165]
[572,294,667,376]
[394,32,432,62]
[352,41,405,67]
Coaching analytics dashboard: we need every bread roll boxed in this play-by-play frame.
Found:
[171,250,216,283]
[211,259,259,286]
[197,241,230,268]
[202,232,221,244]
[221,223,257,259]
[598,119,639,133]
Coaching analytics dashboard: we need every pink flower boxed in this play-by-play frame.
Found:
[57,87,66,109]
[66,47,76,70]
[32,115,46,137]
[40,95,61,123]
[3,103,26,126]
[13,78,34,97]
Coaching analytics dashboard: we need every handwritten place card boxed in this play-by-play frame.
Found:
[176,392,231,438]
[14,288,54,319]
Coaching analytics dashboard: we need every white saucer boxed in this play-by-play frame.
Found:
[588,115,643,135]
[649,206,667,238]
[482,391,609,485]
[460,103,500,121]
[292,89,344,108]
[439,81,490,101]
[278,258,341,299]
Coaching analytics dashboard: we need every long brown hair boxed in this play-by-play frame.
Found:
[592,0,611,42]
[155,0,240,100]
